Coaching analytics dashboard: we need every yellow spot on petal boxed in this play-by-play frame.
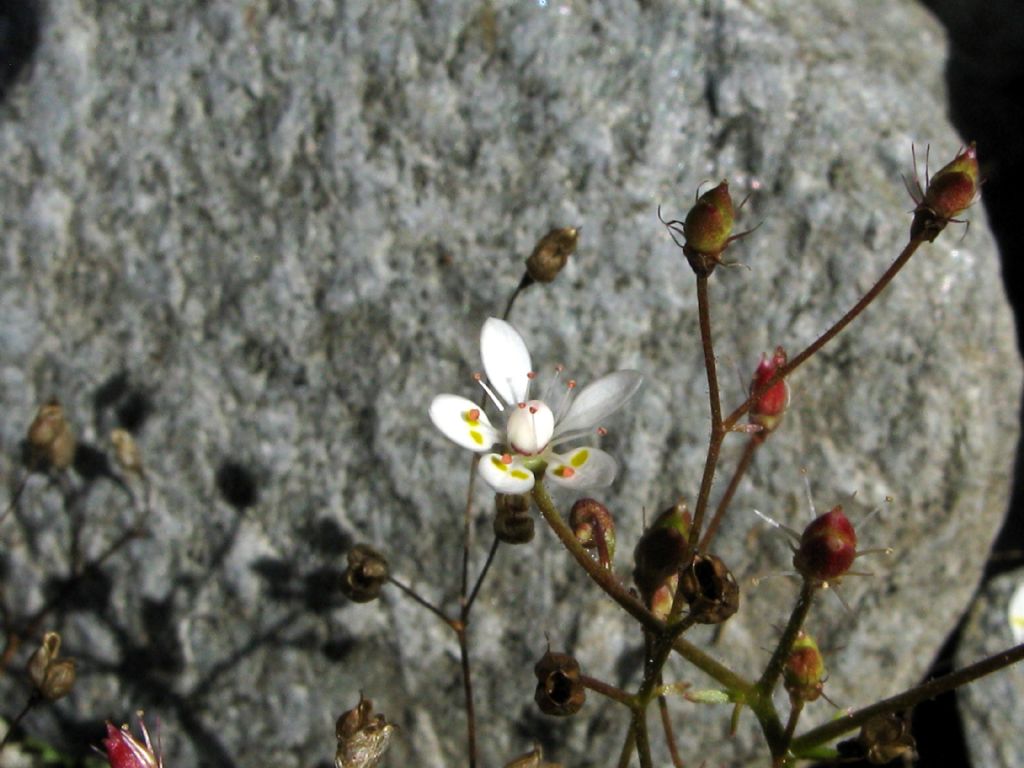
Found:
[511,470,530,480]
[469,430,483,445]
[490,456,508,473]
[571,449,589,468]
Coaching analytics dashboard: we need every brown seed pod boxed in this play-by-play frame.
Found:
[335,694,395,768]
[533,649,585,717]
[677,553,739,625]
[494,493,535,544]
[341,545,389,603]
[525,227,579,284]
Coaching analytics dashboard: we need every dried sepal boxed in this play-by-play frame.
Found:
[503,746,563,768]
[335,694,395,768]
[858,713,917,765]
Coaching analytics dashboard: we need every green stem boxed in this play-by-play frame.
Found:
[791,641,1024,755]
[757,580,817,697]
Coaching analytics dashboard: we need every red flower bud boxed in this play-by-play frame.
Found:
[909,143,980,242]
[749,347,789,439]
[792,505,857,583]
[103,716,162,768]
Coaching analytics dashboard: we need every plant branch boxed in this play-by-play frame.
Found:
[723,237,924,431]
[790,641,1024,755]
[699,437,759,552]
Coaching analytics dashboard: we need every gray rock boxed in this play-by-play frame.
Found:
[0,1,1018,766]
[957,569,1024,768]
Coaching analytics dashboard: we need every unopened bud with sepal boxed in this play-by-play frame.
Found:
[749,347,789,440]
[792,505,857,584]
[633,503,692,605]
[783,630,826,704]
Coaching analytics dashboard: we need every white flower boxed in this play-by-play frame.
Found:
[430,318,642,494]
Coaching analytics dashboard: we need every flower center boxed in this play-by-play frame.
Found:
[507,400,554,455]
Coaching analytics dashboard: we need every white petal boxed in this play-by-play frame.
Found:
[546,446,618,489]
[553,370,642,439]
[1010,579,1024,644]
[429,394,500,452]
[480,317,532,406]
[478,453,536,493]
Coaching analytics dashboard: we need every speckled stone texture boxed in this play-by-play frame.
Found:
[0,1,1019,766]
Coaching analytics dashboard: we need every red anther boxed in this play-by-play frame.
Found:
[473,372,483,381]
[501,453,513,464]
[555,364,565,372]
[529,405,538,414]
[597,427,608,436]
[467,409,480,421]
[518,402,527,409]
[527,371,538,379]
[567,380,577,389]
[560,467,576,478]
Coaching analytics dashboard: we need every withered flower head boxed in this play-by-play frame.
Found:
[335,694,395,768]
[27,400,76,470]
[525,227,579,284]
[27,630,77,701]
[633,503,692,604]
[341,545,389,603]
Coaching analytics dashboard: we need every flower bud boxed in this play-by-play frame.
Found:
[27,630,77,701]
[341,545,389,603]
[27,400,76,470]
[533,649,586,717]
[110,428,144,476]
[749,347,789,439]
[677,553,740,625]
[792,505,857,583]
[525,227,579,284]
[910,144,980,242]
[335,694,395,768]
[494,493,535,544]
[633,503,692,604]
[103,715,162,768]
[569,498,616,569]
[783,631,826,704]
[684,181,735,256]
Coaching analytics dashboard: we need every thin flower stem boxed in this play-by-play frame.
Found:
[456,626,478,768]
[0,472,32,528]
[699,437,759,552]
[464,536,501,617]
[616,723,637,768]
[531,479,755,694]
[0,693,39,754]
[633,706,654,768]
[502,273,532,321]
[387,577,457,630]
[580,674,634,706]
[757,580,817,698]
[657,680,686,768]
[690,274,726,546]
[781,699,804,756]
[790,641,1024,756]
[459,455,481,609]
[724,238,923,431]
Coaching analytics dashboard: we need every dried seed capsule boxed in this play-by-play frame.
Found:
[533,649,586,717]
[792,505,857,584]
[335,695,395,768]
[677,553,739,625]
[341,545,389,603]
[110,428,144,476]
[525,227,579,284]
[783,631,826,704]
[859,713,917,765]
[494,493,535,544]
